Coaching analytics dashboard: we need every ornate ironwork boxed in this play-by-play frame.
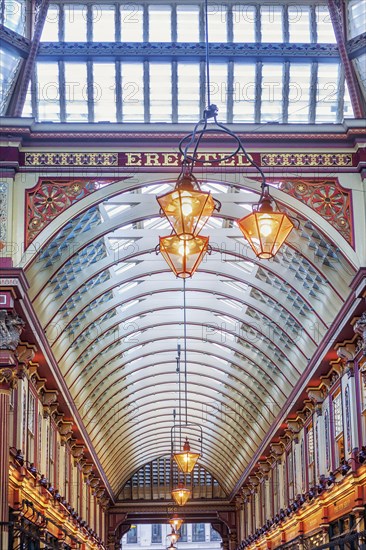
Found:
[277,178,352,245]
[38,42,340,58]
[25,177,120,246]
[0,25,30,54]
[347,32,366,59]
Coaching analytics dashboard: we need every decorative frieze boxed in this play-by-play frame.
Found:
[0,182,8,245]
[25,177,120,246]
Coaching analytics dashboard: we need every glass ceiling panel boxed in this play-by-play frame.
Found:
[64,4,87,41]
[288,6,311,42]
[233,63,256,123]
[150,63,172,122]
[121,63,144,122]
[37,62,60,122]
[92,5,115,42]
[232,5,256,42]
[315,5,337,42]
[207,4,228,42]
[0,47,21,115]
[121,4,144,41]
[261,6,283,42]
[347,0,366,39]
[2,0,26,35]
[148,5,172,42]
[19,1,353,124]
[316,62,339,122]
[64,62,88,122]
[288,63,312,123]
[177,5,200,42]
[94,62,117,122]
[261,63,283,123]
[177,63,200,122]
[40,5,60,42]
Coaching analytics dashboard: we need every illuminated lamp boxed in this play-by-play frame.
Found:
[169,516,183,531]
[158,234,209,278]
[173,437,200,474]
[171,483,191,506]
[157,173,218,240]
[167,532,180,544]
[237,187,294,259]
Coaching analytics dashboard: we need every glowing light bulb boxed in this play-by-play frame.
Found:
[178,243,186,257]
[181,195,193,217]
[258,214,273,237]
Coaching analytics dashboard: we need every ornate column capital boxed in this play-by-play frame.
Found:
[0,365,18,389]
[0,311,26,390]
[235,495,244,511]
[354,312,366,355]
[0,311,25,351]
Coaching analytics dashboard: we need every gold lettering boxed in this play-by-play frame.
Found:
[220,157,236,166]
[162,153,179,166]
[145,153,161,166]
[237,153,252,166]
[125,153,142,166]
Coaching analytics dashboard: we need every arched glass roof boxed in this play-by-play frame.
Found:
[23,175,358,495]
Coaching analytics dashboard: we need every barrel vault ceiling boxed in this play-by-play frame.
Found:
[22,173,358,499]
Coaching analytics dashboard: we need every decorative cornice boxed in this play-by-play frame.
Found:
[1,122,366,145]
[0,268,114,500]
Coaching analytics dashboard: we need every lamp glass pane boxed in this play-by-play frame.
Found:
[237,211,294,259]
[158,188,215,239]
[171,486,191,506]
[159,235,209,278]
[173,451,200,474]
[169,518,183,531]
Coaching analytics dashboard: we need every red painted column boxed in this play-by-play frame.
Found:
[0,351,17,550]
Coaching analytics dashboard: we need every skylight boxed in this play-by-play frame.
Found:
[17,1,352,124]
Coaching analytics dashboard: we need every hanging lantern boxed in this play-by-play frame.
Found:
[173,438,200,474]
[171,483,191,506]
[158,234,209,278]
[169,516,184,531]
[167,531,180,544]
[237,191,294,259]
[157,174,217,240]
